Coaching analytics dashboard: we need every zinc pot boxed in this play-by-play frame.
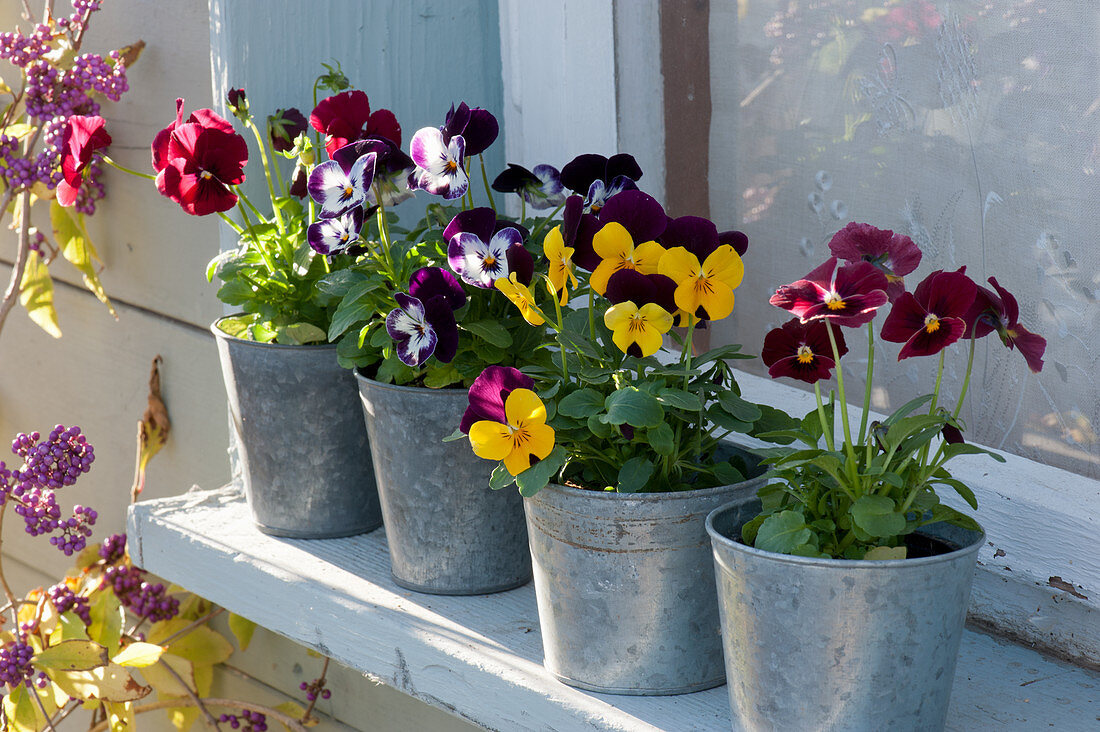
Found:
[356,373,531,595]
[523,464,766,696]
[212,319,381,539]
[706,496,983,732]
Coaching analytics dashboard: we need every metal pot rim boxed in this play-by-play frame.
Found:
[706,496,985,569]
[211,316,337,351]
[354,370,465,396]
[535,478,766,505]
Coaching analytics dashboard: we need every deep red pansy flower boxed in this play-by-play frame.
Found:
[770,257,889,328]
[155,120,248,216]
[880,268,976,360]
[310,90,401,158]
[57,115,111,208]
[828,222,921,301]
[762,318,848,384]
[963,276,1046,373]
[151,98,235,173]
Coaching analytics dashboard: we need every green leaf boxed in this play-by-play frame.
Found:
[279,322,327,345]
[228,613,257,652]
[586,413,614,438]
[850,495,907,538]
[883,394,935,426]
[54,611,90,642]
[656,388,702,411]
[88,590,123,656]
[33,639,109,671]
[616,457,655,493]
[441,428,467,443]
[514,446,568,497]
[707,405,752,434]
[647,422,675,456]
[315,269,369,299]
[864,546,908,560]
[369,324,392,347]
[740,514,766,545]
[693,343,753,366]
[147,621,234,666]
[423,364,462,388]
[51,201,117,318]
[3,684,41,731]
[462,319,513,348]
[713,461,746,485]
[489,462,516,491]
[718,392,763,423]
[602,387,664,428]
[940,442,1007,463]
[19,249,61,337]
[557,388,606,418]
[755,511,813,554]
[931,476,978,510]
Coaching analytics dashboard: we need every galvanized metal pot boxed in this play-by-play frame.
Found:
[523,470,766,696]
[212,319,382,539]
[356,374,531,595]
[706,497,983,732]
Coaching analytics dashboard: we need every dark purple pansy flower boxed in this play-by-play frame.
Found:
[268,107,308,153]
[335,138,415,207]
[442,102,498,156]
[963,276,1046,373]
[605,269,679,321]
[880,268,977,360]
[598,189,667,242]
[719,229,749,257]
[828,222,921,301]
[660,216,722,261]
[492,163,565,210]
[408,266,466,312]
[306,206,364,255]
[307,146,377,219]
[289,162,307,198]
[386,292,459,367]
[409,126,467,199]
[460,365,535,434]
[770,257,889,328]
[226,88,247,114]
[444,208,533,288]
[560,153,643,215]
[762,318,848,384]
[558,194,603,272]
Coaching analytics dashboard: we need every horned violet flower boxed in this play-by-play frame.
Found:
[604,300,673,358]
[880,268,976,360]
[762,318,848,384]
[468,387,555,476]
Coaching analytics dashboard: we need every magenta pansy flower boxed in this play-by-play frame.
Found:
[333,138,414,208]
[386,293,458,367]
[963,276,1046,373]
[770,257,889,328]
[762,318,848,384]
[880,268,977,360]
[460,365,535,434]
[57,115,111,208]
[310,90,401,158]
[828,222,921,300]
[153,100,248,217]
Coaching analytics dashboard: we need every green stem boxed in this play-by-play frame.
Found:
[479,154,497,212]
[100,154,156,180]
[814,382,835,451]
[234,200,276,275]
[215,211,245,235]
[929,350,945,414]
[520,196,526,226]
[528,200,567,242]
[588,288,597,343]
[681,315,696,391]
[825,321,859,480]
[952,335,977,421]
[246,119,285,235]
[858,321,874,445]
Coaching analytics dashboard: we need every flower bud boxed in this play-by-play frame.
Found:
[226,88,248,117]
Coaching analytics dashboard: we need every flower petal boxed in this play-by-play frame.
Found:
[469,420,514,461]
[505,388,547,427]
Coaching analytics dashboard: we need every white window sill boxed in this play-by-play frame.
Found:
[128,483,1099,731]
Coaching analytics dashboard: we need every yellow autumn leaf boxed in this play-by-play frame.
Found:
[19,248,61,338]
[50,200,117,318]
[52,662,152,702]
[148,620,234,666]
[3,685,42,731]
[137,654,194,698]
[105,700,136,731]
[228,613,257,651]
[112,641,166,668]
[32,639,109,671]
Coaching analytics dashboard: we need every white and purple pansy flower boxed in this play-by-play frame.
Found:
[334,138,415,208]
[491,163,565,210]
[307,149,377,219]
[408,126,467,200]
[560,153,643,216]
[306,206,364,256]
[443,208,533,289]
[386,292,459,367]
[441,102,499,156]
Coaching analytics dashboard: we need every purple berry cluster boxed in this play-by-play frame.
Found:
[0,640,34,689]
[48,582,91,625]
[99,532,126,565]
[104,565,179,623]
[299,677,332,702]
[3,425,98,556]
[218,710,267,731]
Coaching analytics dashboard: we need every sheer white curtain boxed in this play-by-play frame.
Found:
[709,1,1100,477]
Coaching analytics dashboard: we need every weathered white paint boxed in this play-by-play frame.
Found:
[129,485,1100,732]
[612,0,666,206]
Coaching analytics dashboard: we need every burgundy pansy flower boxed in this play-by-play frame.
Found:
[762,318,848,384]
[963,277,1046,373]
[153,100,248,216]
[460,365,535,434]
[57,115,111,208]
[268,107,308,153]
[770,257,889,327]
[441,102,498,156]
[310,90,401,158]
[560,153,642,215]
[492,163,565,209]
[334,138,414,207]
[828,222,921,300]
[881,268,977,360]
[444,208,533,288]
[226,88,247,115]
[306,206,364,256]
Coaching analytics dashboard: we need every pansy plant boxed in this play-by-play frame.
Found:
[749,223,1047,560]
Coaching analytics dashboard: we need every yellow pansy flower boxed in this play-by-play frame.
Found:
[589,222,667,296]
[603,300,674,358]
[469,388,556,476]
[543,225,579,305]
[658,244,744,321]
[495,274,545,326]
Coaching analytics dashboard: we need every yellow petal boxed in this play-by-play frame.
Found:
[633,324,666,357]
[469,421,514,461]
[504,449,533,476]
[638,303,674,333]
[543,225,565,260]
[525,422,556,460]
[604,301,639,331]
[674,278,735,321]
[505,388,547,427]
[633,240,667,275]
[657,246,701,285]
[703,245,745,290]
[592,221,633,260]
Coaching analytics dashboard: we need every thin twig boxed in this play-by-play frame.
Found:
[87,698,308,732]
[0,504,21,627]
[31,688,59,732]
[300,656,330,722]
[158,607,225,647]
[158,659,220,730]
[45,698,81,728]
[0,188,33,340]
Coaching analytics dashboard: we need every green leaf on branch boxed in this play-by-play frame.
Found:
[616,456,655,493]
[557,388,605,418]
[718,392,762,423]
[931,476,978,509]
[32,639,109,671]
[602,387,664,428]
[647,422,675,456]
[851,495,907,538]
[52,663,151,702]
[278,322,327,345]
[88,590,123,656]
[228,614,257,651]
[656,388,702,411]
[51,200,117,318]
[489,462,516,491]
[755,511,813,554]
[515,446,568,497]
[19,248,61,337]
[2,685,41,731]
[462,319,513,348]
